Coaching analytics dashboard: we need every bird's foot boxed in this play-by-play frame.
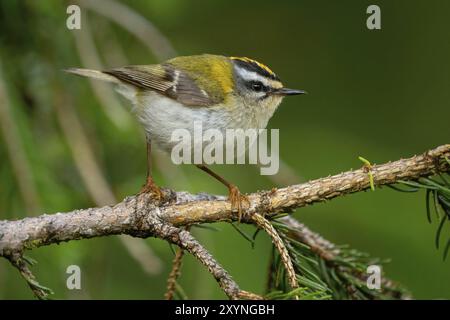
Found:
[139,177,164,201]
[228,184,250,222]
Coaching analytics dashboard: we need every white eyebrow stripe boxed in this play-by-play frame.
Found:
[234,66,271,87]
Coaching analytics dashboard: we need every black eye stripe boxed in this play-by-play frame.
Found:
[247,80,269,92]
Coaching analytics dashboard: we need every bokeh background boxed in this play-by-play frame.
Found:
[0,0,449,299]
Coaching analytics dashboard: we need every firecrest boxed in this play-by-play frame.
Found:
[66,54,305,220]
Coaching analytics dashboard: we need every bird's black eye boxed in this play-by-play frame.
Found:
[250,81,265,92]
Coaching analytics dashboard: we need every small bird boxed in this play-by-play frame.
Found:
[66,54,305,219]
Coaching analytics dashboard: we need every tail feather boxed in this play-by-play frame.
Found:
[64,68,120,84]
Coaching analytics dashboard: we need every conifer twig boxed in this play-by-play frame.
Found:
[164,226,190,300]
[251,213,298,296]
[164,248,185,300]
[6,253,53,299]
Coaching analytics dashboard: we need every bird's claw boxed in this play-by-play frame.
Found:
[228,185,250,222]
[139,178,164,201]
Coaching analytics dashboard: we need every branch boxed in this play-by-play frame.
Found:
[165,225,191,300]
[252,213,299,296]
[278,216,409,299]
[144,220,242,299]
[164,246,185,300]
[0,144,449,298]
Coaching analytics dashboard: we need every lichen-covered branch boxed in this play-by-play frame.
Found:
[137,218,242,299]
[1,144,448,254]
[0,144,449,298]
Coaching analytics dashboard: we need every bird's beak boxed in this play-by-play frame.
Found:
[272,88,307,96]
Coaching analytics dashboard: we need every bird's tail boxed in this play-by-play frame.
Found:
[64,68,120,84]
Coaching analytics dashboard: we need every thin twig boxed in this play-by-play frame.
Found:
[165,225,191,300]
[164,246,185,300]
[251,213,298,296]
[141,216,256,299]
[6,253,53,299]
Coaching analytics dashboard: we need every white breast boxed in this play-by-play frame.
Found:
[118,88,279,155]
[135,92,232,153]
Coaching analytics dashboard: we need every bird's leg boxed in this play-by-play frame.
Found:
[195,164,249,221]
[139,141,163,200]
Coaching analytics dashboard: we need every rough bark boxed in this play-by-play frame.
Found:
[0,144,449,299]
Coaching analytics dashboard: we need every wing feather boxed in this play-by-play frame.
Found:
[103,65,213,107]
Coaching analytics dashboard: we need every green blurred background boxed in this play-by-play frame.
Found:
[0,0,449,299]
